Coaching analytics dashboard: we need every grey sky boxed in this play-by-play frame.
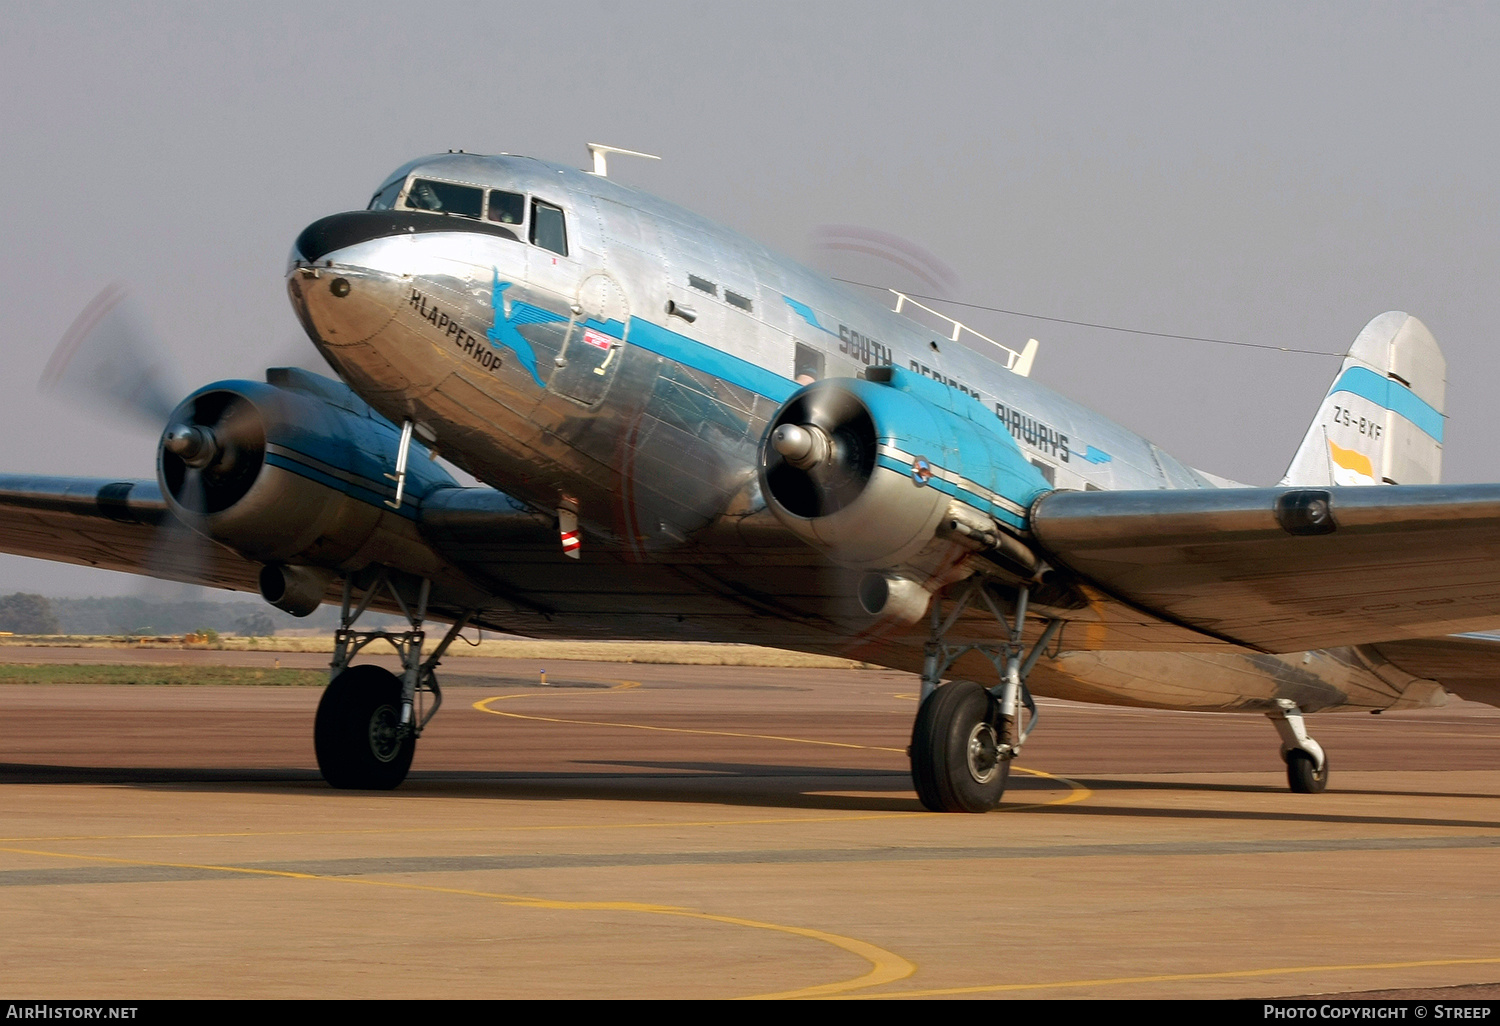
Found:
[2,1,1497,594]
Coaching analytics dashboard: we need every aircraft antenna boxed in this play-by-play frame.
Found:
[586,143,661,177]
[889,289,1038,377]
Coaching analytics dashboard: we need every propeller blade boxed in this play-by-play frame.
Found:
[807,224,961,299]
[41,282,185,429]
[143,468,219,590]
[212,396,264,451]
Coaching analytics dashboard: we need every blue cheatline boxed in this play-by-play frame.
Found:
[1081,446,1112,465]
[622,317,798,403]
[488,271,797,401]
[1329,365,1445,442]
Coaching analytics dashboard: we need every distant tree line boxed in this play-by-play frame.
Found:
[0,594,61,634]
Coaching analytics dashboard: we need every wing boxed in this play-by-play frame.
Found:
[1031,484,1500,652]
[0,474,265,591]
[1371,635,1500,707]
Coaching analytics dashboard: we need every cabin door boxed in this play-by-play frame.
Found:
[551,272,629,405]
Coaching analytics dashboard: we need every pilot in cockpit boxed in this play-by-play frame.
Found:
[407,179,444,212]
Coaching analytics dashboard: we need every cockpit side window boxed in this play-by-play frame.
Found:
[368,178,404,211]
[531,199,568,256]
[487,190,525,226]
[404,178,484,219]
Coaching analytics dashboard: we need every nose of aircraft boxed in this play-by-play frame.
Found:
[291,210,525,265]
[293,211,420,264]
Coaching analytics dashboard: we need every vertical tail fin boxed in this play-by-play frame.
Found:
[1279,312,1446,487]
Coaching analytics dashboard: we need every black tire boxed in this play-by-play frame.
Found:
[1286,749,1328,793]
[910,680,1010,812]
[314,665,415,790]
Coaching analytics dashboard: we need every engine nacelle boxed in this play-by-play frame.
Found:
[758,367,1053,572]
[157,368,457,575]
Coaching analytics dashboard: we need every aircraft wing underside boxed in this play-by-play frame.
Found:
[1369,635,1500,707]
[1032,483,1500,653]
[11,475,1500,674]
[414,494,1227,668]
[0,475,1223,673]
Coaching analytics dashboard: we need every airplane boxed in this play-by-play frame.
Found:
[5,143,1498,813]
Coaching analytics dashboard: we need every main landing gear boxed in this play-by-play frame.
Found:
[1268,699,1329,793]
[313,568,473,789]
[910,579,1063,813]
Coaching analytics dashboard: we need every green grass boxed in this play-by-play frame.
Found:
[0,664,328,687]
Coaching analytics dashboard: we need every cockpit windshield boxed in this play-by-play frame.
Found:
[367,177,404,211]
[365,167,566,251]
[405,178,485,219]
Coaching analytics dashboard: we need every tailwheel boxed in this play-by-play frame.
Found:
[1285,749,1329,794]
[910,679,1009,813]
[314,664,415,789]
[1269,699,1328,794]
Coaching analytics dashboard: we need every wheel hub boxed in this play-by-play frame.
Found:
[966,722,1001,784]
[368,703,404,763]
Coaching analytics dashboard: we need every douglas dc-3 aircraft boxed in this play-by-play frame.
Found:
[6,146,1500,812]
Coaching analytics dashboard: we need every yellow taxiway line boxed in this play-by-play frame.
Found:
[1,677,1109,998]
[0,842,914,999]
[471,685,1095,810]
[853,955,1500,998]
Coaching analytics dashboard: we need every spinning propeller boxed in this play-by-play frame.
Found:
[41,282,187,430]
[41,283,265,588]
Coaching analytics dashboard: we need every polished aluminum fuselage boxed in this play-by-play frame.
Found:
[287,152,1441,715]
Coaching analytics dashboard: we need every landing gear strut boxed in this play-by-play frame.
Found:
[1268,699,1329,794]
[314,568,473,789]
[910,579,1063,813]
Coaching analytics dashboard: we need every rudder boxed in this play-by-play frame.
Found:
[1280,312,1446,487]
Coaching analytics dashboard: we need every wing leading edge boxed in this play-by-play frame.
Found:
[1031,484,1500,653]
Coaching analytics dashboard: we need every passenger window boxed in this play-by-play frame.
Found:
[794,343,824,386]
[404,178,484,219]
[487,190,525,225]
[531,200,568,256]
[367,177,404,211]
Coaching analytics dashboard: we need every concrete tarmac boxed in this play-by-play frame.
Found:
[1,649,1497,999]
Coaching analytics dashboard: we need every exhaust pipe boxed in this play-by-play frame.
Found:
[259,564,336,617]
[858,573,931,625]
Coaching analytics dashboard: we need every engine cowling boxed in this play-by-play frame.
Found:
[157,369,457,578]
[758,367,1053,574]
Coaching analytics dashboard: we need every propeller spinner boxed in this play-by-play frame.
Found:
[160,391,266,517]
[761,383,877,519]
